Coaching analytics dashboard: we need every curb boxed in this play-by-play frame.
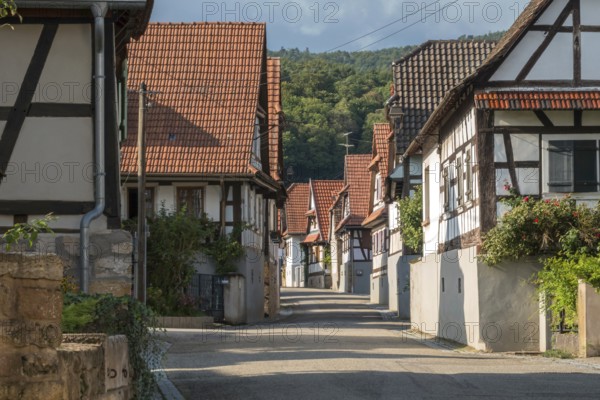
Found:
[153,341,186,400]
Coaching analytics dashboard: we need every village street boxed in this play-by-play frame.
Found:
[158,289,600,400]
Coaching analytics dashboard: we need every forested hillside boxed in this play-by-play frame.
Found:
[272,32,504,183]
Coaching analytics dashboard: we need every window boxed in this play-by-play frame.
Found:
[465,150,473,202]
[423,166,430,223]
[177,187,204,218]
[456,157,463,207]
[127,188,154,219]
[374,173,382,204]
[443,166,450,212]
[251,117,262,169]
[549,140,599,193]
[343,195,350,218]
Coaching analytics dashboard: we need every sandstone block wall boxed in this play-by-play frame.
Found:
[0,253,64,400]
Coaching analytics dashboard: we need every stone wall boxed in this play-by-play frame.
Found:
[0,253,64,400]
[578,281,600,358]
[59,334,131,400]
[53,230,133,296]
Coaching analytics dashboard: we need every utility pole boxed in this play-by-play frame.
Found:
[338,132,354,156]
[136,82,147,304]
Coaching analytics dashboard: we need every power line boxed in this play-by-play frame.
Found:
[325,0,443,52]
[357,0,458,51]
[356,0,460,51]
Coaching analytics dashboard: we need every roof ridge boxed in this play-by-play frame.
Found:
[149,21,266,26]
[393,39,497,66]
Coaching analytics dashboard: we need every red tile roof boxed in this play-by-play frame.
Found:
[372,123,391,177]
[120,22,268,176]
[310,180,344,242]
[393,40,496,153]
[283,183,309,236]
[337,154,372,229]
[267,57,283,181]
[302,232,320,244]
[475,91,600,110]
[362,206,388,228]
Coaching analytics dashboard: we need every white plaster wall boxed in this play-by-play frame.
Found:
[511,134,539,161]
[477,258,543,352]
[535,0,570,25]
[581,0,600,26]
[423,148,440,255]
[582,32,600,80]
[528,33,573,81]
[370,273,388,305]
[0,25,42,107]
[36,24,92,104]
[156,185,176,212]
[204,185,220,221]
[583,111,600,126]
[545,111,575,127]
[491,32,545,81]
[495,111,542,127]
[0,118,93,201]
[410,253,441,338]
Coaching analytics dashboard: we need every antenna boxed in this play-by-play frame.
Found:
[338,132,355,156]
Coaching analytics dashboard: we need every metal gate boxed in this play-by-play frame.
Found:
[189,274,225,322]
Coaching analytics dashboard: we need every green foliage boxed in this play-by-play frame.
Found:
[204,224,248,275]
[457,30,506,42]
[538,252,600,326]
[0,0,19,23]
[1,213,56,251]
[480,191,600,266]
[61,296,99,332]
[543,349,576,359]
[396,186,423,254]
[269,46,418,73]
[278,53,393,181]
[480,189,600,326]
[145,207,214,315]
[63,293,164,400]
[143,208,248,315]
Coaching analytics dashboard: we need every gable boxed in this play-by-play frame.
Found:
[490,0,600,84]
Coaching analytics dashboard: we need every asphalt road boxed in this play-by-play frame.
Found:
[161,288,600,400]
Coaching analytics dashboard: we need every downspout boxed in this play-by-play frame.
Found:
[80,2,108,293]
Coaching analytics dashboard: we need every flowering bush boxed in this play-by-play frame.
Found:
[480,186,600,325]
[480,190,600,266]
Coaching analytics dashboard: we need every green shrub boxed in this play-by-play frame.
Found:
[396,185,423,254]
[63,293,164,400]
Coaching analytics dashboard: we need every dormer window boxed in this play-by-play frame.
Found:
[374,172,382,206]
[343,195,350,218]
[309,215,318,231]
[251,117,262,169]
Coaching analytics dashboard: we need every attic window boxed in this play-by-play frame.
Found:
[168,133,176,141]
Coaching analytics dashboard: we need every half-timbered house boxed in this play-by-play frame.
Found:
[386,40,495,317]
[405,0,600,351]
[303,180,343,289]
[0,0,152,296]
[362,124,393,304]
[329,154,372,294]
[120,22,285,323]
[281,183,310,288]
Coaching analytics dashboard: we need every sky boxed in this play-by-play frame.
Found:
[151,0,531,52]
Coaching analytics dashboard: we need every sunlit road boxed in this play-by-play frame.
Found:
[161,288,600,400]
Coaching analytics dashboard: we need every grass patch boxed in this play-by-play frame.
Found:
[543,349,576,359]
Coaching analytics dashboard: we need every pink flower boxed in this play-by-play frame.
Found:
[524,196,529,202]
[534,218,539,224]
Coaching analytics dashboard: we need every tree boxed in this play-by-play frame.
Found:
[0,0,19,27]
